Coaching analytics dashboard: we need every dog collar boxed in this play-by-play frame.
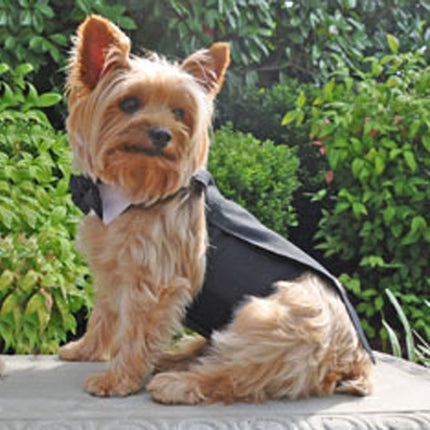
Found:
[69,173,205,225]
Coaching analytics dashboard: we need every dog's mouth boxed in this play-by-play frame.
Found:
[120,143,177,162]
[122,143,165,157]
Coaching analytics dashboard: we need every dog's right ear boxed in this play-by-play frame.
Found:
[68,15,130,92]
[182,43,230,97]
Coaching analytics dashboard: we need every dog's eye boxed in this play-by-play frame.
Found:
[173,108,185,121]
[119,97,141,114]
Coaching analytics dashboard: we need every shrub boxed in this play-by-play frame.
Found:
[0,0,136,71]
[263,0,430,83]
[0,64,91,353]
[125,0,430,86]
[291,45,430,342]
[217,81,324,187]
[209,125,300,237]
[216,81,330,261]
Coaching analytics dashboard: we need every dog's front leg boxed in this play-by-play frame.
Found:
[59,287,118,362]
[83,276,193,397]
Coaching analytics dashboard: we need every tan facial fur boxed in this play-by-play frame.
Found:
[59,15,372,402]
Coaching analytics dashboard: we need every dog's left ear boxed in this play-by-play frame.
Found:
[182,43,230,96]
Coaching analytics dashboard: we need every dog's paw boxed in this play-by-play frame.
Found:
[147,372,206,404]
[58,340,88,361]
[84,371,142,397]
[58,340,107,362]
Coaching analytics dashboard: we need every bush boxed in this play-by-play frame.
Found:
[0,0,136,71]
[263,0,430,84]
[217,81,324,186]
[0,64,91,353]
[293,46,430,342]
[216,81,330,261]
[209,125,300,237]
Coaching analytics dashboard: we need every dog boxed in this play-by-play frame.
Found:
[59,15,373,403]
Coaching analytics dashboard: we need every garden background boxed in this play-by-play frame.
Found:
[0,0,429,366]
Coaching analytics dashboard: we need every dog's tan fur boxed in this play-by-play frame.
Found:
[59,15,372,403]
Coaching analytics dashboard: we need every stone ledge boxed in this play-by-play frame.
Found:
[0,352,429,429]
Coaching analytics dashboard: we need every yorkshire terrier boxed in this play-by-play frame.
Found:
[59,15,372,403]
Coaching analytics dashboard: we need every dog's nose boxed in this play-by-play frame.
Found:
[147,127,172,148]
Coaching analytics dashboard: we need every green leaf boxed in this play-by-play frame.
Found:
[21,270,39,290]
[50,34,68,46]
[116,16,137,30]
[383,207,396,226]
[382,320,402,358]
[360,255,386,268]
[386,34,399,54]
[351,158,364,178]
[385,289,415,362]
[422,135,430,152]
[51,207,67,224]
[295,110,305,127]
[0,63,10,75]
[15,63,34,77]
[324,79,336,98]
[296,91,306,108]
[386,76,402,87]
[391,224,403,238]
[350,138,363,155]
[404,151,417,172]
[375,296,384,311]
[281,110,297,126]
[25,293,51,332]
[374,155,385,176]
[0,270,14,290]
[334,201,350,214]
[36,93,62,107]
[37,4,54,18]
[1,293,21,319]
[353,202,368,218]
[409,216,427,237]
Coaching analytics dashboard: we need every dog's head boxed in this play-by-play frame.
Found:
[67,15,230,203]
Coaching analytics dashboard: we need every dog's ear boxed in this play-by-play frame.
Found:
[182,43,230,96]
[69,15,130,92]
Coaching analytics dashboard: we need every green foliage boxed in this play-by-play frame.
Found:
[209,125,300,237]
[296,48,430,341]
[218,81,309,145]
[0,0,136,71]
[124,0,275,86]
[217,82,324,189]
[0,64,91,353]
[383,289,430,368]
[266,0,430,83]
[123,0,430,86]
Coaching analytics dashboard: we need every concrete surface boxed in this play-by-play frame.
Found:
[0,352,429,429]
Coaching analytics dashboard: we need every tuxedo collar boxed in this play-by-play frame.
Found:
[69,174,204,225]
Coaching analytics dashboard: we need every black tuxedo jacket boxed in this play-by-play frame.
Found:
[187,171,373,359]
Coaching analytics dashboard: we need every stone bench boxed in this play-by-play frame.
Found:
[0,352,429,429]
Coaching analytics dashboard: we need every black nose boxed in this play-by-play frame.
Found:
[147,127,172,148]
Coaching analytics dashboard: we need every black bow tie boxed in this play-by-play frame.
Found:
[69,174,103,218]
[69,171,209,222]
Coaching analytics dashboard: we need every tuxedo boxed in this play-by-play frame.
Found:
[70,171,373,360]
